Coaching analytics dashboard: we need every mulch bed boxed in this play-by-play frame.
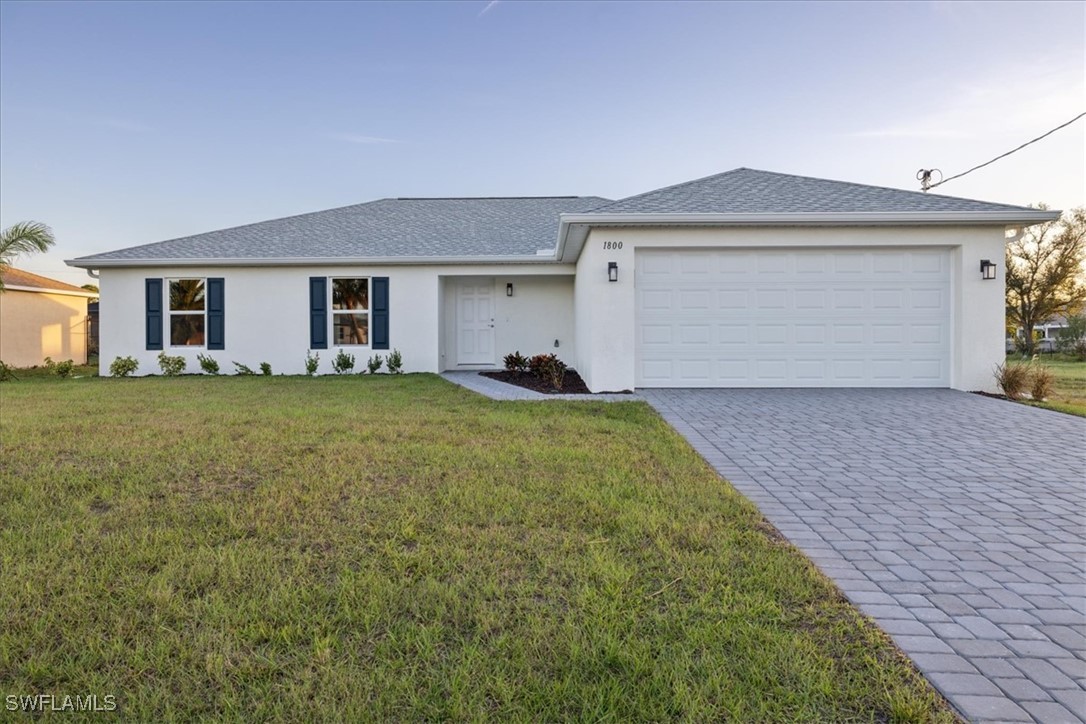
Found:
[971,391,1009,401]
[481,369,624,395]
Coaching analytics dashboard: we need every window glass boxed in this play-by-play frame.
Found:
[333,314,369,346]
[171,315,206,346]
[170,279,205,311]
[333,279,368,310]
[331,278,369,345]
[168,279,206,346]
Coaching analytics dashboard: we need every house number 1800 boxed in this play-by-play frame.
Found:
[602,241,623,250]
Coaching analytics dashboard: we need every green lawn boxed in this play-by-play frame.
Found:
[1007,355,1086,417]
[0,374,955,721]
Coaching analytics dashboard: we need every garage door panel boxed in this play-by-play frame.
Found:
[636,249,950,387]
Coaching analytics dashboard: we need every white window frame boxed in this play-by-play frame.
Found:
[167,277,207,348]
[330,277,371,347]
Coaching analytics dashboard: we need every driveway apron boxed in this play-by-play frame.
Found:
[642,388,1086,723]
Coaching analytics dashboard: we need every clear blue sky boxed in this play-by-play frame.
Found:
[1,0,1082,285]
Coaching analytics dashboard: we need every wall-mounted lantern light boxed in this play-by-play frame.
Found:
[608,262,618,283]
[506,282,514,297]
[980,259,997,280]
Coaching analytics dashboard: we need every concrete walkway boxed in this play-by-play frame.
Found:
[642,389,1085,724]
[440,371,634,401]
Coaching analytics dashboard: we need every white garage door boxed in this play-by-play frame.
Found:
[635,248,951,387]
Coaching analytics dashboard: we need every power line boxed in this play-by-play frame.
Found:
[918,111,1085,191]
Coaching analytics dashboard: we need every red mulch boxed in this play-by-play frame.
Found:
[481,370,628,395]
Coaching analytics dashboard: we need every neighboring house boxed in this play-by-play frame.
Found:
[66,168,1057,391]
[1007,317,1071,354]
[0,268,97,367]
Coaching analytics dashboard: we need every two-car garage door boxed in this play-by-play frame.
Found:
[635,248,951,387]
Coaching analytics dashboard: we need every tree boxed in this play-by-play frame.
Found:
[1006,206,1086,356]
[0,221,56,291]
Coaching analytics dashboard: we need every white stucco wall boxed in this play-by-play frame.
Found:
[441,275,575,370]
[97,264,574,376]
[574,225,1009,393]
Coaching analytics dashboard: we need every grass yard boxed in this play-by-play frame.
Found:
[1,374,955,721]
[1006,355,1086,417]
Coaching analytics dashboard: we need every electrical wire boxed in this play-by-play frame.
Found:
[926,112,1085,191]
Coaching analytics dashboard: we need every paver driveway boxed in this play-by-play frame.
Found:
[643,389,1086,724]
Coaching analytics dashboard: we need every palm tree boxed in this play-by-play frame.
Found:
[0,221,56,291]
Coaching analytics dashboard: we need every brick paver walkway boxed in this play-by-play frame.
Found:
[642,388,1085,723]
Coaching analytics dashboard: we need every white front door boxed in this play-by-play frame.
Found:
[456,281,495,365]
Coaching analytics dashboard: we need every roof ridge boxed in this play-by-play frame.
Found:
[588,167,1039,215]
[589,168,749,212]
[732,167,1040,212]
[86,198,395,260]
[394,196,593,201]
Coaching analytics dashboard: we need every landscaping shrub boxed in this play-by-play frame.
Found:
[994,362,1029,400]
[157,352,186,376]
[332,350,355,374]
[386,349,403,374]
[366,355,383,374]
[529,353,567,391]
[503,351,529,373]
[109,356,138,377]
[45,358,75,378]
[196,353,220,375]
[0,360,16,382]
[1029,366,1055,401]
[304,351,320,376]
[1056,316,1086,361]
[233,362,257,376]
[260,362,272,376]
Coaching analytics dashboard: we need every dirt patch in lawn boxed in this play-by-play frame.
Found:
[481,370,630,395]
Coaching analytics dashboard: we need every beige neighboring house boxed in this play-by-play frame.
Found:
[0,267,97,367]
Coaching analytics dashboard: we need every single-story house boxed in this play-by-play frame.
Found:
[0,267,96,367]
[67,168,1058,391]
[1007,316,1076,354]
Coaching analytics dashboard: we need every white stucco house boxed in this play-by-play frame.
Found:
[67,168,1057,391]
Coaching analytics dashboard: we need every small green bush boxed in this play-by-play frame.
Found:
[332,350,355,374]
[0,360,17,382]
[157,352,186,376]
[386,349,403,375]
[994,363,1029,400]
[1029,366,1055,401]
[109,356,138,377]
[305,351,320,376]
[503,351,528,373]
[233,362,257,376]
[366,355,383,374]
[196,353,220,375]
[52,359,75,378]
[260,362,272,376]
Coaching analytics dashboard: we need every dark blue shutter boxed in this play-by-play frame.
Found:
[372,277,389,350]
[207,278,225,350]
[309,277,328,349]
[146,278,163,350]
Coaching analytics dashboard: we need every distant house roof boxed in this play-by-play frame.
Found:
[67,168,1059,268]
[69,196,611,266]
[1,267,96,297]
[590,168,1044,214]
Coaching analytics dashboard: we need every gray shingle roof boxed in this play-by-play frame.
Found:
[589,167,1039,214]
[70,168,1046,266]
[73,196,611,263]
